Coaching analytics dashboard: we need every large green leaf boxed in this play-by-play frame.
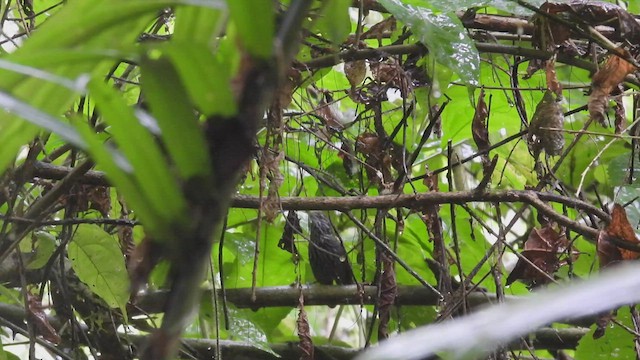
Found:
[73,119,164,235]
[86,78,188,228]
[317,0,352,45]
[379,0,479,85]
[140,54,212,180]
[68,224,130,316]
[0,90,86,148]
[227,0,275,59]
[0,0,224,174]
[163,43,237,117]
[173,4,226,45]
[0,1,162,173]
[402,0,545,15]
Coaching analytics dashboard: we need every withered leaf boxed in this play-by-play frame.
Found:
[378,253,397,340]
[542,1,640,44]
[589,54,637,125]
[545,58,562,96]
[27,293,61,344]
[527,90,565,156]
[344,60,367,89]
[614,97,626,134]
[370,60,411,97]
[260,148,284,222]
[278,211,301,255]
[297,292,314,360]
[356,133,406,187]
[506,225,571,286]
[597,204,640,268]
[471,89,490,154]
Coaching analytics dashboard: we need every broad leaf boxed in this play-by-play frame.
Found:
[379,0,479,85]
[140,54,213,180]
[227,0,275,59]
[68,224,130,316]
[87,78,188,228]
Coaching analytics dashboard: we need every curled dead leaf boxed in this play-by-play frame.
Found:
[344,60,367,88]
[370,60,411,97]
[589,54,637,125]
[506,225,573,287]
[356,133,408,186]
[471,89,490,155]
[378,253,397,340]
[27,293,61,344]
[278,211,301,255]
[597,204,640,268]
[297,293,314,360]
[545,57,562,96]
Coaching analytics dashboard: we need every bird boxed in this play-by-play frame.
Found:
[307,211,354,285]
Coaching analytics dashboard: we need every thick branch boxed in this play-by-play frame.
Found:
[234,191,605,240]
[129,327,589,359]
[30,161,609,242]
[0,300,592,357]
[133,285,499,314]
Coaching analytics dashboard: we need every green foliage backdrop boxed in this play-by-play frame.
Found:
[0,0,637,359]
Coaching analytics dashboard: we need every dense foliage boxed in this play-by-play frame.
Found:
[0,0,639,359]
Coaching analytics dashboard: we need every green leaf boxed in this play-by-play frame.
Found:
[227,306,279,357]
[403,0,545,15]
[227,0,275,59]
[73,119,164,236]
[25,231,56,270]
[68,224,130,316]
[162,43,237,117]
[379,0,479,85]
[87,78,188,227]
[608,153,640,187]
[576,307,636,359]
[0,339,6,360]
[0,0,168,174]
[140,55,212,180]
[0,91,86,148]
[317,0,352,45]
[173,4,226,45]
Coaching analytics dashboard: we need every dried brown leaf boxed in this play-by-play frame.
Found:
[614,97,626,134]
[605,204,640,261]
[278,211,301,255]
[344,60,367,88]
[297,292,314,360]
[471,89,490,154]
[378,253,397,340]
[544,1,640,43]
[545,58,562,96]
[370,60,411,97]
[27,293,61,344]
[506,225,571,286]
[589,54,637,125]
